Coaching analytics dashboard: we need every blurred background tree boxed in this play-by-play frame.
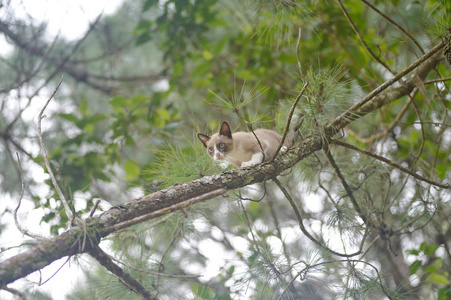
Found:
[0,0,450,299]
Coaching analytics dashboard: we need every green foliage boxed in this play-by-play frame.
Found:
[143,134,223,189]
[299,65,354,137]
[407,242,451,299]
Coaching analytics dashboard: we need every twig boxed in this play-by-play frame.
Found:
[38,256,71,286]
[409,93,425,169]
[13,153,44,240]
[270,82,309,162]
[89,245,157,300]
[330,40,446,128]
[296,26,303,76]
[156,237,176,294]
[346,89,415,144]
[37,75,74,225]
[332,140,450,189]
[265,194,291,265]
[398,121,451,128]
[1,287,26,300]
[273,177,367,257]
[424,76,451,84]
[237,197,296,295]
[237,183,267,202]
[278,258,394,300]
[89,198,102,217]
[337,0,395,75]
[110,255,202,279]
[323,143,370,226]
[360,0,424,55]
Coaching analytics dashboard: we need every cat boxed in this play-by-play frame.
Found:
[197,121,289,168]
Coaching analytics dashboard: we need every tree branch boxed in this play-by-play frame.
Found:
[0,42,444,287]
[37,76,74,224]
[88,245,157,300]
[331,140,450,189]
[327,43,445,135]
[273,177,369,257]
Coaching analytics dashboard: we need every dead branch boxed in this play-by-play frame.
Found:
[37,76,74,224]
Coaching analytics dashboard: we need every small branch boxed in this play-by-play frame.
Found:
[273,177,366,257]
[398,121,451,128]
[88,245,157,300]
[332,140,450,189]
[409,93,425,169]
[271,82,309,162]
[323,143,370,226]
[329,40,445,131]
[1,287,26,300]
[110,256,201,279]
[245,122,267,160]
[89,198,102,217]
[38,256,70,286]
[279,259,394,300]
[37,75,74,224]
[296,26,303,76]
[360,0,424,55]
[346,89,415,144]
[265,195,291,265]
[424,76,451,84]
[337,0,395,75]
[13,153,44,240]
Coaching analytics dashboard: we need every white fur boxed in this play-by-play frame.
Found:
[213,145,225,161]
[240,152,264,168]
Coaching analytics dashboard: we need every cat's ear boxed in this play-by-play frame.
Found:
[197,133,210,148]
[219,121,232,139]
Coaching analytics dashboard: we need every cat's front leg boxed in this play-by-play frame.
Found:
[241,152,264,168]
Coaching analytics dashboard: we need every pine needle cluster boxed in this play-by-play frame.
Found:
[143,134,223,190]
[298,66,355,138]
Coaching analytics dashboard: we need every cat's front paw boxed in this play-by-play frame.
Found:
[241,161,255,168]
[281,146,288,153]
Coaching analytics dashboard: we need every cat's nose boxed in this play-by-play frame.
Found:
[215,153,221,158]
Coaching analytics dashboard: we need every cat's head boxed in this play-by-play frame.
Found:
[197,121,233,161]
